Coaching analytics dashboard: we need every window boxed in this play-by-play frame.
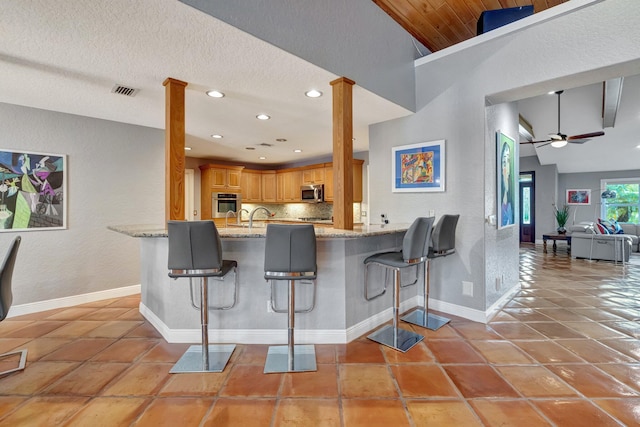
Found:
[601,178,640,223]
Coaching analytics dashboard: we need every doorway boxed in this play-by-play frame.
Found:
[519,172,535,243]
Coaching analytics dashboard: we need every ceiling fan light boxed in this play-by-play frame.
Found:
[550,139,568,148]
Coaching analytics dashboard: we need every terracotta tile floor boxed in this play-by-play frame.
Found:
[2,247,640,425]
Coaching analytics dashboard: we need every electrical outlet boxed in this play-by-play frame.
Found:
[361,211,367,217]
[381,213,389,224]
[266,301,273,313]
[462,281,474,297]
[428,209,435,217]
[495,276,501,291]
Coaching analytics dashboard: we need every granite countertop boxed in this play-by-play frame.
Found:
[108,222,409,238]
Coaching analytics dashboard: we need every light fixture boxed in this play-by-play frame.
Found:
[245,147,256,150]
[276,138,287,142]
[211,134,223,139]
[206,90,225,98]
[305,89,322,98]
[550,139,568,148]
[256,114,270,120]
[259,156,266,160]
[547,90,557,95]
[294,149,302,153]
[185,146,192,151]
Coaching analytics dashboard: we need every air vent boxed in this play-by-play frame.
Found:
[259,143,273,147]
[111,84,139,97]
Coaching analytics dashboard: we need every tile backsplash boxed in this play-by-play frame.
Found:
[242,202,362,223]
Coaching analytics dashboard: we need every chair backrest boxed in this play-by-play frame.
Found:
[264,224,316,276]
[167,221,223,271]
[431,214,460,253]
[0,236,21,322]
[402,217,435,262]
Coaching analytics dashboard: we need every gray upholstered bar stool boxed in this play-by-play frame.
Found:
[263,223,317,373]
[402,214,459,330]
[364,217,434,352]
[167,220,238,373]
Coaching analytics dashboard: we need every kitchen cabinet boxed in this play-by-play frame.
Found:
[324,159,364,202]
[276,170,301,202]
[261,171,277,202]
[240,169,262,202]
[199,164,244,220]
[301,166,325,185]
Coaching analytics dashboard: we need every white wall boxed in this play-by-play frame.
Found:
[0,103,164,305]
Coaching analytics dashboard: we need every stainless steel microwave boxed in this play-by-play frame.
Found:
[300,184,324,203]
[212,192,241,217]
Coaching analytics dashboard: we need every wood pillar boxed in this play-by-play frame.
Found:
[163,77,188,223]
[330,77,355,230]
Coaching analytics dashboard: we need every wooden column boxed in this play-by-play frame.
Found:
[330,77,355,230]
[163,78,188,223]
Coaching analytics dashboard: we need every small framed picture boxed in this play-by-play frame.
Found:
[392,140,445,193]
[566,189,591,205]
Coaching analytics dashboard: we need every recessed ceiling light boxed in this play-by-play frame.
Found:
[256,114,270,120]
[305,89,323,98]
[547,91,556,95]
[259,156,266,160]
[185,146,192,151]
[294,149,302,153]
[206,90,225,98]
[636,144,640,149]
[211,134,223,139]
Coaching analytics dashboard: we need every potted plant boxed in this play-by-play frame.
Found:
[554,204,570,234]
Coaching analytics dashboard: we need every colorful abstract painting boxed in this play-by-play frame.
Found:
[392,140,445,192]
[0,150,66,231]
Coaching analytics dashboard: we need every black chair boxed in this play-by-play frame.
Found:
[167,221,238,373]
[263,224,317,373]
[402,214,459,330]
[0,236,27,377]
[364,217,434,352]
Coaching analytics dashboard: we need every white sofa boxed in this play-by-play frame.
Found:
[568,222,636,262]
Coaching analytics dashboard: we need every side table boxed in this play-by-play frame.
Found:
[543,233,571,254]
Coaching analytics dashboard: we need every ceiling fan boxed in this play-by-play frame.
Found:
[520,90,605,148]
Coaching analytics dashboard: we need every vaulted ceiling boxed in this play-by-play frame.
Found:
[373,0,569,52]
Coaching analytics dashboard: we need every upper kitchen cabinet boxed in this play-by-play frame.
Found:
[240,169,262,202]
[276,170,301,202]
[324,159,364,202]
[261,171,277,202]
[200,164,243,192]
[301,166,325,185]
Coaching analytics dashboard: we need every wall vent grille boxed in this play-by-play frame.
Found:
[111,84,139,97]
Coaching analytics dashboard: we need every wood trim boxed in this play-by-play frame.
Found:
[330,77,355,230]
[163,77,188,223]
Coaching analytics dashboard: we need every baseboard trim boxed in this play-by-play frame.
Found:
[8,285,141,318]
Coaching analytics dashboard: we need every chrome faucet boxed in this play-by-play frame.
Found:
[249,206,273,230]
[238,208,250,225]
[225,210,236,228]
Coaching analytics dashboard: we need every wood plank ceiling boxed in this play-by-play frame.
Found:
[373,0,569,52]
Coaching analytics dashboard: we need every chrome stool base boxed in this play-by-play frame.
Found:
[264,345,317,373]
[401,309,450,331]
[367,324,424,353]
[0,349,27,376]
[170,344,235,373]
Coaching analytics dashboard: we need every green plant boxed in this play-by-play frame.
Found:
[554,204,570,228]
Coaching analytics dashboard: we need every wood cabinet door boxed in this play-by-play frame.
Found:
[210,168,227,189]
[262,172,277,202]
[302,167,324,184]
[324,166,334,201]
[227,169,242,190]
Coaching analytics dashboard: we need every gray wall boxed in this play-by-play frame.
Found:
[179,0,418,111]
[0,103,164,305]
[559,170,640,224]
[520,156,559,242]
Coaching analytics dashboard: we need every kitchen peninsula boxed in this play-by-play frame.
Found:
[110,222,417,345]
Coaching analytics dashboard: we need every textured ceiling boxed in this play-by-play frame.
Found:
[373,0,569,52]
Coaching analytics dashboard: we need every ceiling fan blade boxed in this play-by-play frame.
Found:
[567,138,590,144]
[567,131,605,140]
[519,138,552,145]
[537,142,552,148]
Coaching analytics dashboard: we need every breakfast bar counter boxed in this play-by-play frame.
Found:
[110,223,419,344]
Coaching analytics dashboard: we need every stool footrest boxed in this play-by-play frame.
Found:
[367,325,423,353]
[170,344,235,373]
[264,345,316,373]
[0,349,27,376]
[401,309,450,331]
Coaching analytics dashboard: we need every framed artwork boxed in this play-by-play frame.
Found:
[497,131,516,229]
[392,140,445,192]
[0,149,67,232]
[566,189,591,205]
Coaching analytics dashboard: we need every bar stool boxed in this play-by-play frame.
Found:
[167,220,238,373]
[402,214,459,330]
[364,217,434,352]
[263,224,317,373]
